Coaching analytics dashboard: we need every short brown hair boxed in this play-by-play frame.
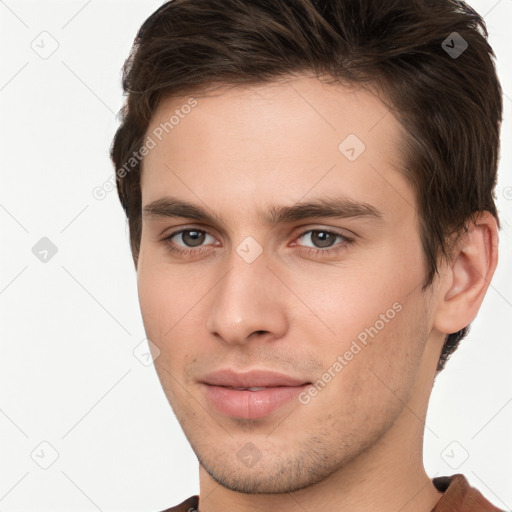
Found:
[110,0,502,372]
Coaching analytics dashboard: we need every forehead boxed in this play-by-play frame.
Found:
[140,75,413,223]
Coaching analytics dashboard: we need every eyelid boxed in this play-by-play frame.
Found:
[159,227,219,253]
[158,224,219,243]
[291,223,356,240]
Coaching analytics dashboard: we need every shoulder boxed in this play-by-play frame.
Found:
[154,495,199,512]
[432,474,504,511]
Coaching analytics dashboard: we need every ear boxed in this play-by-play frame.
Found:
[433,211,499,335]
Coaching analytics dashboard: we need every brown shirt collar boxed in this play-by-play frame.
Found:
[159,473,504,512]
[431,473,504,511]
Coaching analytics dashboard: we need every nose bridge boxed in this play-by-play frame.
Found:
[205,244,288,344]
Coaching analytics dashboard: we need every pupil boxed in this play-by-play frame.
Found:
[183,230,204,247]
[313,231,334,248]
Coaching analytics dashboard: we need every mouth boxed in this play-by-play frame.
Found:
[201,383,312,419]
[200,368,310,388]
[199,369,312,419]
[219,386,287,391]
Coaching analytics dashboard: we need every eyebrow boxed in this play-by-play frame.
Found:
[142,195,383,226]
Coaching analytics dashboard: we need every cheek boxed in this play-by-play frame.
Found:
[137,237,190,322]
[340,291,429,410]
[137,257,205,371]
[137,259,179,347]
[286,262,406,344]
[137,265,162,337]
[290,260,429,394]
[137,264,192,406]
[302,300,429,447]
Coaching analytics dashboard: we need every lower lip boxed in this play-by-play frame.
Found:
[201,383,311,419]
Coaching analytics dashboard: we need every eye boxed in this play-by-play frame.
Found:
[161,229,217,256]
[296,230,342,248]
[293,229,354,256]
[160,227,354,258]
[171,229,212,247]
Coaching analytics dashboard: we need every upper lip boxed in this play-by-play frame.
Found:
[200,369,310,387]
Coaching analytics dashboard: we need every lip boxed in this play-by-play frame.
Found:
[200,369,312,419]
[200,368,310,388]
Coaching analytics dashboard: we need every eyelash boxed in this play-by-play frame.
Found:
[160,227,355,258]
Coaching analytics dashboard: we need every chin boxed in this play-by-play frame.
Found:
[196,445,342,495]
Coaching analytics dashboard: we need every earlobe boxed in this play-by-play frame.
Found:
[433,212,499,335]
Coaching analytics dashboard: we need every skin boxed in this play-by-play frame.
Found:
[136,74,498,512]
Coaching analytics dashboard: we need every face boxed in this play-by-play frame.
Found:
[137,75,439,493]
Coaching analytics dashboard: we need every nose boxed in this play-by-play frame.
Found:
[205,249,289,345]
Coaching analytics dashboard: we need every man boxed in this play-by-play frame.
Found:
[110,0,505,510]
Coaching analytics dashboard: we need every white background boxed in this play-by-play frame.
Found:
[1,1,511,511]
